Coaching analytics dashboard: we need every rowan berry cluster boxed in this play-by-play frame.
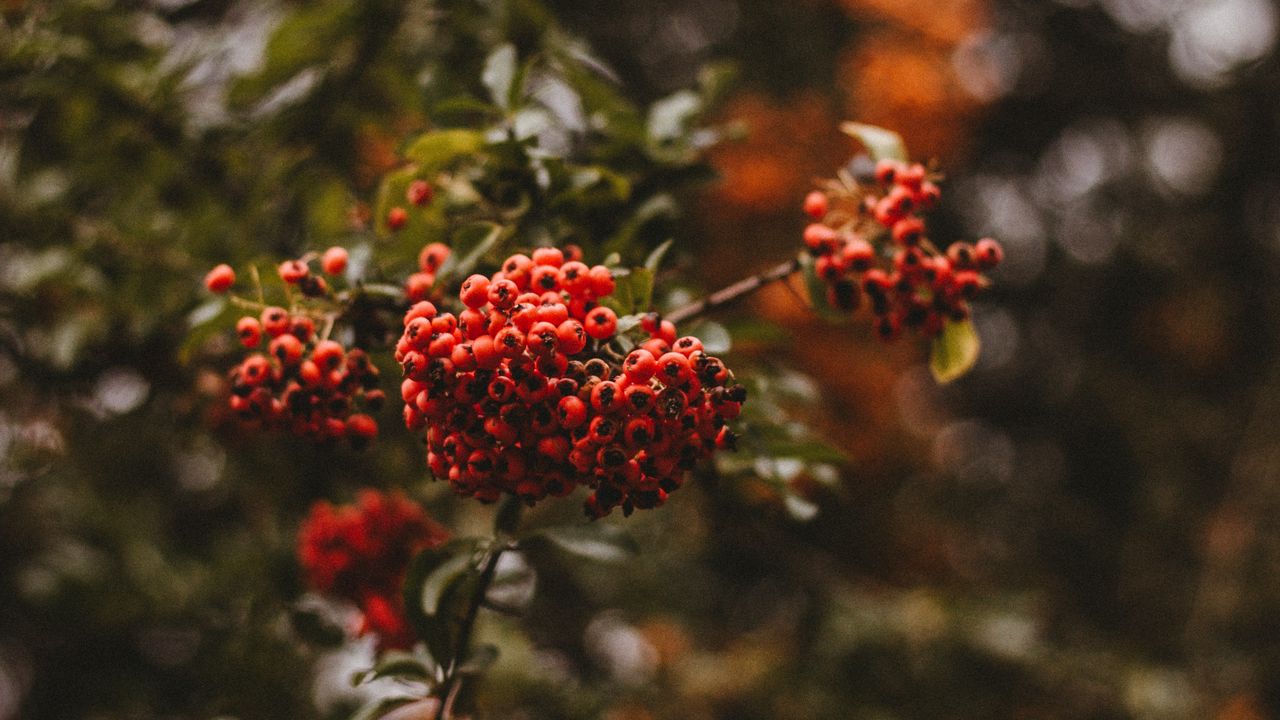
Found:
[395,249,744,518]
[298,490,448,650]
[801,159,1003,340]
[204,248,384,447]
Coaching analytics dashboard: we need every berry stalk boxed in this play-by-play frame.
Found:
[664,257,802,326]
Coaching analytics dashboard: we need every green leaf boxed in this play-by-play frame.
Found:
[431,95,502,126]
[797,253,847,323]
[348,696,421,720]
[458,644,500,675]
[436,221,503,282]
[690,320,731,355]
[420,553,476,616]
[482,44,519,111]
[178,297,234,364]
[930,318,981,383]
[535,523,639,563]
[402,540,481,668]
[841,122,908,163]
[648,89,701,144]
[644,238,675,273]
[351,653,434,687]
[404,130,485,173]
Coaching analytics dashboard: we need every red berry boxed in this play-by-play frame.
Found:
[278,259,309,284]
[584,306,618,340]
[974,237,1004,269]
[204,264,235,293]
[345,414,378,447]
[802,191,829,220]
[419,242,450,273]
[407,180,434,207]
[387,207,408,231]
[874,158,902,185]
[405,272,435,302]
[531,247,565,267]
[321,247,349,275]
[891,217,925,246]
[587,265,615,297]
[236,317,262,348]
[803,224,839,253]
[261,307,290,337]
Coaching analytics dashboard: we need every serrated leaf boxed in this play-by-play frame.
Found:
[930,318,981,383]
[644,238,675,273]
[840,122,908,163]
[435,222,503,282]
[404,130,485,173]
[482,44,519,111]
[536,523,639,563]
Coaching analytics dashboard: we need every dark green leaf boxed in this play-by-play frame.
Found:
[431,95,502,126]
[644,238,675,273]
[402,539,481,668]
[178,298,234,364]
[689,320,731,354]
[930,318,981,383]
[840,122,909,163]
[458,644,500,675]
[534,523,639,563]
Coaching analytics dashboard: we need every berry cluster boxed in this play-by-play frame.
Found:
[204,248,384,447]
[228,307,384,446]
[395,249,744,518]
[298,490,448,650]
[801,159,1003,340]
[406,242,451,303]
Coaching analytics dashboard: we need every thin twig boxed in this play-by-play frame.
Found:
[664,257,802,326]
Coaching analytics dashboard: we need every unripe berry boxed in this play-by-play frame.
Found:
[407,179,434,207]
[321,247,349,275]
[204,264,235,293]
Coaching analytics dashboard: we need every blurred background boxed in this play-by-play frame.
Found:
[3,0,1280,718]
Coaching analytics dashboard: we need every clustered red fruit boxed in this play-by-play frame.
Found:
[395,250,745,518]
[405,242,451,303]
[298,490,448,650]
[802,158,1004,340]
[227,306,383,446]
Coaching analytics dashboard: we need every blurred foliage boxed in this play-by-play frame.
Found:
[3,0,1280,719]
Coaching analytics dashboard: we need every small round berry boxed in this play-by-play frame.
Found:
[407,180,434,207]
[487,279,519,309]
[387,206,408,231]
[269,333,304,365]
[587,265,615,297]
[261,307,290,337]
[204,264,235,293]
[891,217,925,246]
[556,320,588,355]
[803,224,839,253]
[236,317,262,348]
[623,349,656,382]
[405,301,439,325]
[842,238,875,272]
[321,247,349,275]
[974,237,1004,269]
[278,259,309,284]
[531,247,565,267]
[874,158,902,185]
[584,306,618,340]
[419,242,450,273]
[346,414,378,448]
[802,191,829,220]
[405,272,435,302]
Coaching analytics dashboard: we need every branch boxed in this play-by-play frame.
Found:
[664,257,801,326]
